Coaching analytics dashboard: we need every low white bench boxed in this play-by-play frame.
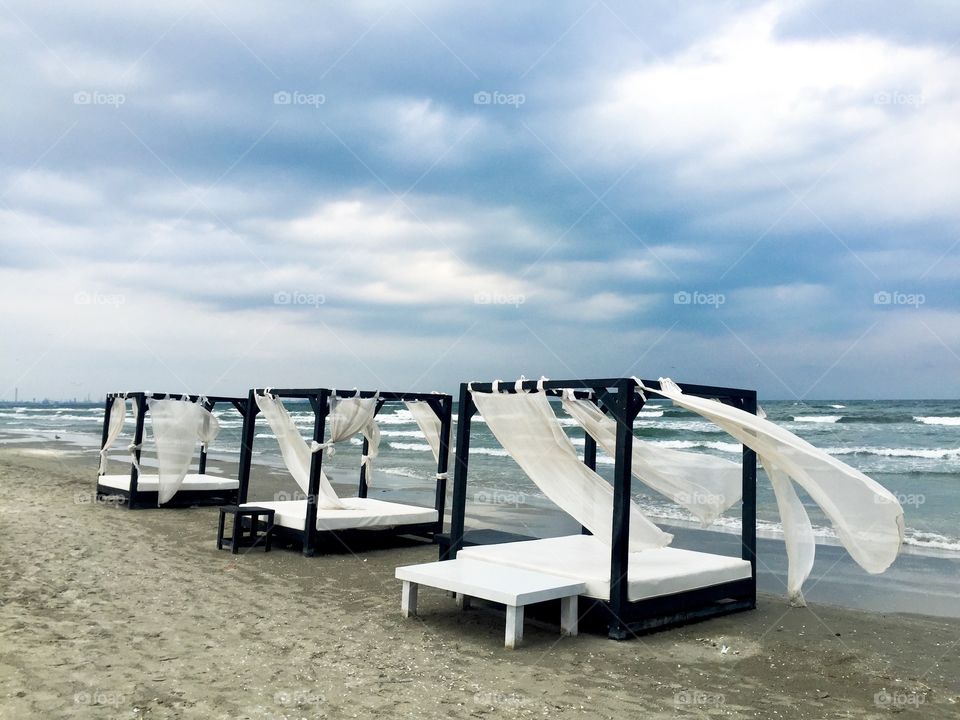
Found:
[395,559,586,649]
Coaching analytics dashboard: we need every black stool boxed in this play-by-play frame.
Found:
[217,505,275,554]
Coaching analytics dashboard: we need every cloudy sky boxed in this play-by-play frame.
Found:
[2,0,959,401]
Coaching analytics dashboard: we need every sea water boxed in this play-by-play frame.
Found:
[3,398,958,557]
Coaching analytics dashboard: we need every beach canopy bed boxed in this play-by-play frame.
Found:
[96,392,250,509]
[236,387,453,557]
[401,376,904,641]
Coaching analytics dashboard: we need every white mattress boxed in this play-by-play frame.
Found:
[457,535,752,602]
[98,473,239,492]
[240,498,438,532]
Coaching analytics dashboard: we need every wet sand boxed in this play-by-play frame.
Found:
[1,441,959,719]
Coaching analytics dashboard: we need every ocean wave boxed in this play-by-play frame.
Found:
[0,411,99,420]
[45,414,103,422]
[836,414,918,424]
[830,404,846,409]
[653,439,742,453]
[793,415,842,423]
[825,446,960,460]
[635,419,721,433]
[380,430,428,439]
[642,508,960,555]
[377,410,415,425]
[636,410,664,418]
[589,439,741,465]
[378,467,426,480]
[902,529,960,553]
[388,442,433,452]
[914,416,960,426]
[468,447,511,458]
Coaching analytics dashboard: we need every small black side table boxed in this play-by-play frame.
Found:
[217,505,275,554]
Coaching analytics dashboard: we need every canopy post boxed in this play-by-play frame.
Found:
[448,383,475,559]
[198,400,210,476]
[128,393,146,510]
[237,390,259,505]
[99,396,112,455]
[434,395,454,535]
[303,390,329,557]
[358,435,370,498]
[608,378,644,639]
[740,392,758,598]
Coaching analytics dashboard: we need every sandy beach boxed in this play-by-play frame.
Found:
[1,442,959,720]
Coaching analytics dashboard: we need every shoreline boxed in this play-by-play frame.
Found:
[10,424,960,562]
[7,429,960,620]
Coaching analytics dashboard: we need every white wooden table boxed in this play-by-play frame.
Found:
[395,559,586,649]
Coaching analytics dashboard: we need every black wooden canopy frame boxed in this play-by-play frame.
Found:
[96,392,250,509]
[445,377,758,639]
[236,388,454,557]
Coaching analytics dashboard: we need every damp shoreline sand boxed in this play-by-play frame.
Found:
[1,442,959,719]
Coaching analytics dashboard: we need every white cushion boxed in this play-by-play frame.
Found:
[99,473,239,492]
[457,534,752,601]
[240,498,438,532]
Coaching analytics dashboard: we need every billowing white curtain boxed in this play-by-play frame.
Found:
[638,377,904,605]
[326,397,380,484]
[148,399,221,505]
[198,408,220,451]
[560,393,741,526]
[98,397,127,475]
[471,389,672,551]
[254,393,345,509]
[404,400,444,465]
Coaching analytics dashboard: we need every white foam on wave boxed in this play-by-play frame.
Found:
[635,419,720,433]
[793,415,841,423]
[914,416,960,426]
[468,447,511,458]
[378,466,425,480]
[825,446,960,460]
[377,410,415,425]
[388,442,433,452]
[830,404,846,409]
[902,529,960,553]
[591,439,741,464]
[653,439,742,453]
[380,430,427,439]
[641,507,960,555]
